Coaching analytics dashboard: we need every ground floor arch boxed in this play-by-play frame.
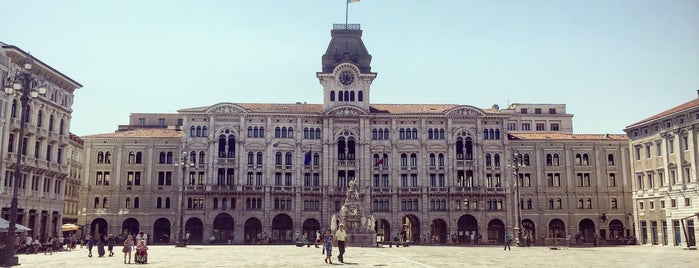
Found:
[401,214,420,243]
[579,218,596,243]
[185,217,204,244]
[244,217,262,244]
[430,218,448,243]
[548,218,566,238]
[457,214,479,244]
[608,219,624,240]
[90,218,108,239]
[302,218,320,242]
[212,213,235,243]
[271,213,293,243]
[522,219,536,245]
[375,219,391,242]
[122,218,140,236]
[487,219,505,244]
[152,218,171,244]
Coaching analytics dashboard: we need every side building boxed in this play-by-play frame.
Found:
[624,94,699,247]
[0,43,82,240]
[79,24,632,245]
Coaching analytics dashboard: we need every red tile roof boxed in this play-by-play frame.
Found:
[179,103,503,115]
[83,128,182,138]
[508,132,628,141]
[626,98,699,129]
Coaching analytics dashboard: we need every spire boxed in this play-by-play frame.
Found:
[321,24,372,74]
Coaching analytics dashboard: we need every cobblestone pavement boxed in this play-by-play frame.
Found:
[11,244,699,268]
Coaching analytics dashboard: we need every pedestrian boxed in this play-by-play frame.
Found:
[185,231,191,246]
[107,234,115,257]
[315,229,321,248]
[323,228,333,264]
[44,236,53,255]
[136,231,148,245]
[335,223,347,263]
[97,236,106,257]
[470,232,475,245]
[122,234,134,264]
[87,236,94,257]
[504,232,512,251]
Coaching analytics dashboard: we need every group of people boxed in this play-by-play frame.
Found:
[120,232,149,264]
[318,223,347,264]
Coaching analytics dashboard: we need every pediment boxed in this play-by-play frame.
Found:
[445,106,485,117]
[206,103,247,114]
[326,106,368,117]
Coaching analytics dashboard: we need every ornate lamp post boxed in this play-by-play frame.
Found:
[174,151,193,247]
[511,151,524,247]
[2,56,47,266]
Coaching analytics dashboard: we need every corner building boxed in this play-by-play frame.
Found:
[81,24,634,245]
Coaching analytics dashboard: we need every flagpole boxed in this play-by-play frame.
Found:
[345,0,349,29]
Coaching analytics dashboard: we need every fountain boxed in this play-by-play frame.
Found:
[330,179,376,247]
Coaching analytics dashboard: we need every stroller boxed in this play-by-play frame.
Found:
[134,241,148,264]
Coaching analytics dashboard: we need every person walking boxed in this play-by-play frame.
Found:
[107,234,115,257]
[122,234,134,264]
[504,232,512,251]
[323,228,333,264]
[335,224,347,263]
[44,236,54,255]
[97,236,106,257]
[87,236,94,257]
[315,229,321,248]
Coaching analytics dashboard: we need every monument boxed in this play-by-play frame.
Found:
[330,179,376,246]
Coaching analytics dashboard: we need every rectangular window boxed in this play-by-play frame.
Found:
[521,108,528,114]
[671,199,677,208]
[536,123,545,131]
[639,201,644,210]
[507,123,517,130]
[534,108,542,114]
[550,123,560,131]
[138,118,146,125]
[549,108,556,114]
[158,118,165,126]
[646,145,651,158]
[522,123,531,131]
[685,198,691,207]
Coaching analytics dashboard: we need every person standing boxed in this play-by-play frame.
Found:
[315,230,321,248]
[97,236,106,257]
[504,232,512,251]
[323,228,333,264]
[122,234,134,264]
[107,234,115,257]
[185,231,191,246]
[334,224,347,263]
[87,236,94,257]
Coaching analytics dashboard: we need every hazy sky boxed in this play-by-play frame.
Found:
[2,0,697,136]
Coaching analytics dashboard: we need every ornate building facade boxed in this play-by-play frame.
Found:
[0,43,82,240]
[79,24,634,245]
[624,95,699,247]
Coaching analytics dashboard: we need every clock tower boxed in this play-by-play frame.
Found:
[317,24,376,113]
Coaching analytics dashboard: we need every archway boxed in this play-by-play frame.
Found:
[579,218,596,243]
[272,213,294,243]
[522,219,536,245]
[185,217,204,244]
[302,218,320,242]
[608,219,624,240]
[431,218,448,244]
[457,214,479,244]
[375,219,391,242]
[212,213,235,244]
[121,218,140,237]
[152,218,171,244]
[244,217,262,244]
[401,214,420,244]
[90,218,108,239]
[487,219,505,244]
[548,218,566,238]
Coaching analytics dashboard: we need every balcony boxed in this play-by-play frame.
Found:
[338,160,355,167]
[272,186,294,192]
[428,187,448,193]
[371,187,392,194]
[243,185,265,192]
[399,187,422,193]
[217,158,235,165]
[302,187,321,192]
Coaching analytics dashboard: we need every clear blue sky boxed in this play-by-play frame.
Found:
[2,0,698,136]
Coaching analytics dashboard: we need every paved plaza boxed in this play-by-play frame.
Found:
[10,244,699,268]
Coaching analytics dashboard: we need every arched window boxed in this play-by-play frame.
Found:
[105,152,111,163]
[330,91,335,101]
[489,129,494,140]
[288,127,294,138]
[358,91,363,101]
[495,129,500,139]
[429,153,436,166]
[410,153,418,167]
[102,197,108,208]
[344,91,349,101]
[97,152,105,164]
[553,154,560,166]
[285,152,292,165]
[48,114,54,131]
[350,91,355,101]
[128,152,135,164]
[165,197,171,208]
[337,137,346,160]
[485,154,492,166]
[167,152,173,164]
[438,153,444,166]
[202,126,208,137]
[256,152,263,165]
[483,129,489,140]
[37,110,43,127]
[219,135,227,157]
[135,152,143,164]
[281,127,287,138]
[338,91,344,101]
[399,129,405,139]
[305,128,310,139]
[248,127,253,137]
[10,100,17,118]
[275,127,281,138]
[611,198,618,209]
[401,153,408,167]
[465,137,473,160]
[196,126,202,137]
[94,197,99,208]
[546,154,552,166]
[157,197,162,208]
[523,154,530,166]
[59,118,65,135]
[608,154,615,165]
[494,154,500,166]
[248,152,254,165]
[213,198,219,209]
[582,153,589,165]
[159,152,166,164]
[199,151,206,165]
[347,137,356,160]
[190,126,196,137]
[412,128,418,139]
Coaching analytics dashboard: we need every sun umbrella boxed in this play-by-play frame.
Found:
[61,223,80,232]
[0,218,32,232]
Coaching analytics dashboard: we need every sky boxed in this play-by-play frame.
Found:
[2,0,698,136]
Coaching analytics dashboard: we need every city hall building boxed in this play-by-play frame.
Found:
[79,24,634,245]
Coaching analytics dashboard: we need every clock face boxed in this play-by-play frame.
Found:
[339,70,355,86]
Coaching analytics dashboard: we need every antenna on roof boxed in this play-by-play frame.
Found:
[346,0,359,29]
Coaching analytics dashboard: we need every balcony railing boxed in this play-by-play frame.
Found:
[333,23,360,30]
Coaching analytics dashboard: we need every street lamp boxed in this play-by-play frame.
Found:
[2,56,47,266]
[511,151,524,247]
[174,151,194,247]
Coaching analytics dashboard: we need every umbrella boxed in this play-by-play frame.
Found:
[61,223,80,232]
[0,218,32,233]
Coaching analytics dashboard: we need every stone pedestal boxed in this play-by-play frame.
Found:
[346,233,377,247]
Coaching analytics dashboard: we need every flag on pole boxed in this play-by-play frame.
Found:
[348,0,360,3]
[376,158,384,166]
[304,151,312,165]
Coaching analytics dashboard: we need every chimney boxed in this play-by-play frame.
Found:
[696,89,699,98]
